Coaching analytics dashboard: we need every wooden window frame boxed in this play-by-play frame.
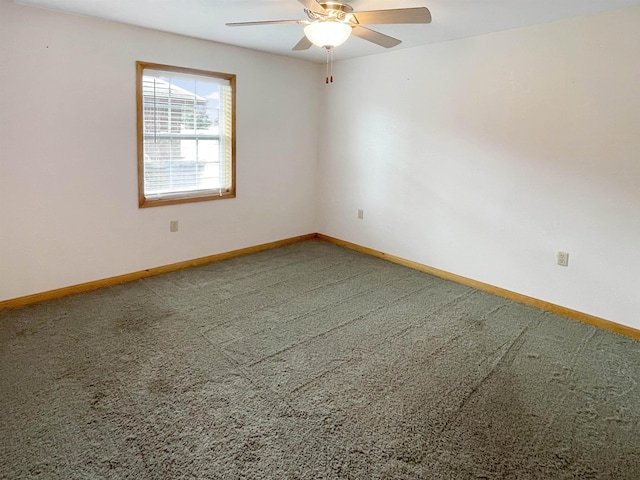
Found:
[136,61,236,208]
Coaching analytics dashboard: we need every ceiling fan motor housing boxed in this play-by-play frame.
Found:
[306,2,355,22]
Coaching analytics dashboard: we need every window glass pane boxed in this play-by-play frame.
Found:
[137,62,235,207]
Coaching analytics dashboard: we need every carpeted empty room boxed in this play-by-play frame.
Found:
[1,240,639,479]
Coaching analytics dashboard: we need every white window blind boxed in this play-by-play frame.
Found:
[137,63,235,207]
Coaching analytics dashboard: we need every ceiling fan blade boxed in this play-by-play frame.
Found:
[353,7,432,25]
[351,25,401,48]
[297,0,327,15]
[292,36,313,51]
[226,19,305,27]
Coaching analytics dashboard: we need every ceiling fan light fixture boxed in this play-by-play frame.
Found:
[304,21,352,48]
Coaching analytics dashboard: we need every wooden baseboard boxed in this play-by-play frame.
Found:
[3,232,639,341]
[0,233,316,311]
[317,234,640,341]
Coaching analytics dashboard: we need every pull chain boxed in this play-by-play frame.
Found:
[325,47,334,84]
[329,47,333,83]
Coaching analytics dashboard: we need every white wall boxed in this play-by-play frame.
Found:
[2,1,639,332]
[317,8,640,330]
[0,0,321,301]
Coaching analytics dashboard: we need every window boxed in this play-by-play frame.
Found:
[136,62,236,207]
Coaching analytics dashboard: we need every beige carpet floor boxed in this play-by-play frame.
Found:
[1,239,639,479]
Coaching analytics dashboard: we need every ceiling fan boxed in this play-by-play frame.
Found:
[226,0,432,51]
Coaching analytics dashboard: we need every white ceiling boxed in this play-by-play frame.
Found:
[15,0,640,63]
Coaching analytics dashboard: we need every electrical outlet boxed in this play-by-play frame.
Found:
[557,251,569,267]
[357,209,364,220]
[170,220,178,232]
